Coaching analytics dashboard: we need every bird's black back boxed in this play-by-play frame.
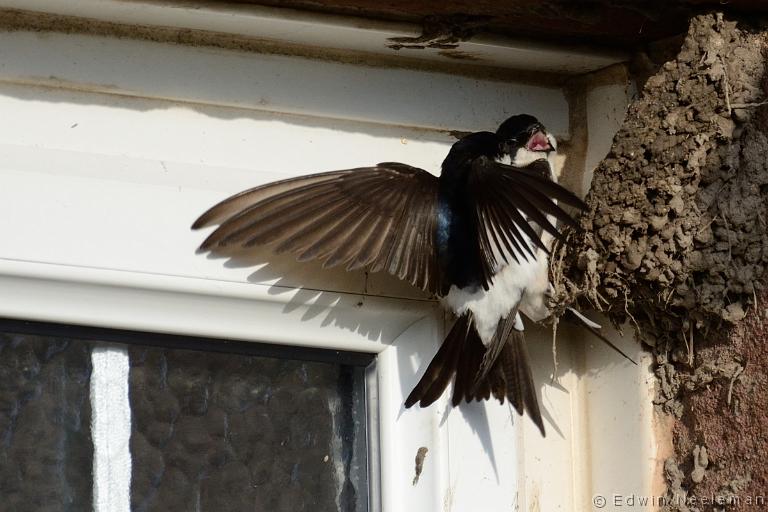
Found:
[437,131,501,294]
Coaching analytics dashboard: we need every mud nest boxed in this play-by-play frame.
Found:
[551,13,768,366]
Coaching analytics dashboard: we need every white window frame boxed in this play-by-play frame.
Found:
[0,5,659,511]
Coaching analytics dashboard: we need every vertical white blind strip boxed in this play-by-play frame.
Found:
[90,345,132,512]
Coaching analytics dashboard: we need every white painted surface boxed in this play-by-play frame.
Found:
[0,258,435,353]
[0,0,625,74]
[578,321,657,510]
[377,316,446,512]
[91,345,132,512]
[583,81,633,192]
[0,31,570,134]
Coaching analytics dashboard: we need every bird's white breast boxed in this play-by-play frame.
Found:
[443,247,550,344]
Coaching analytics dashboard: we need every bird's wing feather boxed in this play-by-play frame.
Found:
[192,163,441,294]
[468,156,587,290]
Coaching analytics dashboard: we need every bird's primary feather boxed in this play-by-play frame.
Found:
[194,164,443,294]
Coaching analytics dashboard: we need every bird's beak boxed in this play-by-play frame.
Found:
[526,131,552,151]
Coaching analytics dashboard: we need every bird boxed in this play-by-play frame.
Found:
[192,114,589,436]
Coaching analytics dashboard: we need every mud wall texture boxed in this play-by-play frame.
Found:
[554,14,768,511]
[667,291,768,511]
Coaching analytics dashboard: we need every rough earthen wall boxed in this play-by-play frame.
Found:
[554,14,768,510]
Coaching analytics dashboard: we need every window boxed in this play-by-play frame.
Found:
[0,320,374,511]
[0,6,653,510]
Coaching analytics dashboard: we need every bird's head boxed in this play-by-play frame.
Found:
[496,114,557,167]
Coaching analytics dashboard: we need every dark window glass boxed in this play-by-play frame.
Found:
[129,345,370,512]
[0,320,372,512]
[0,333,93,512]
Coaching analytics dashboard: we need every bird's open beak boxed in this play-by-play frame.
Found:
[526,131,552,151]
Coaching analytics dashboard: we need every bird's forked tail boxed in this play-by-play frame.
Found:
[404,313,545,436]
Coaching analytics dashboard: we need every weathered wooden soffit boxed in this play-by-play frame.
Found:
[220,0,768,47]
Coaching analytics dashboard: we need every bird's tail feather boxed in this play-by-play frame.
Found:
[404,314,471,408]
[564,307,637,365]
[500,331,545,435]
[405,313,545,436]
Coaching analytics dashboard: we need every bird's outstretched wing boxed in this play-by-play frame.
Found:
[192,163,442,294]
[468,157,587,290]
